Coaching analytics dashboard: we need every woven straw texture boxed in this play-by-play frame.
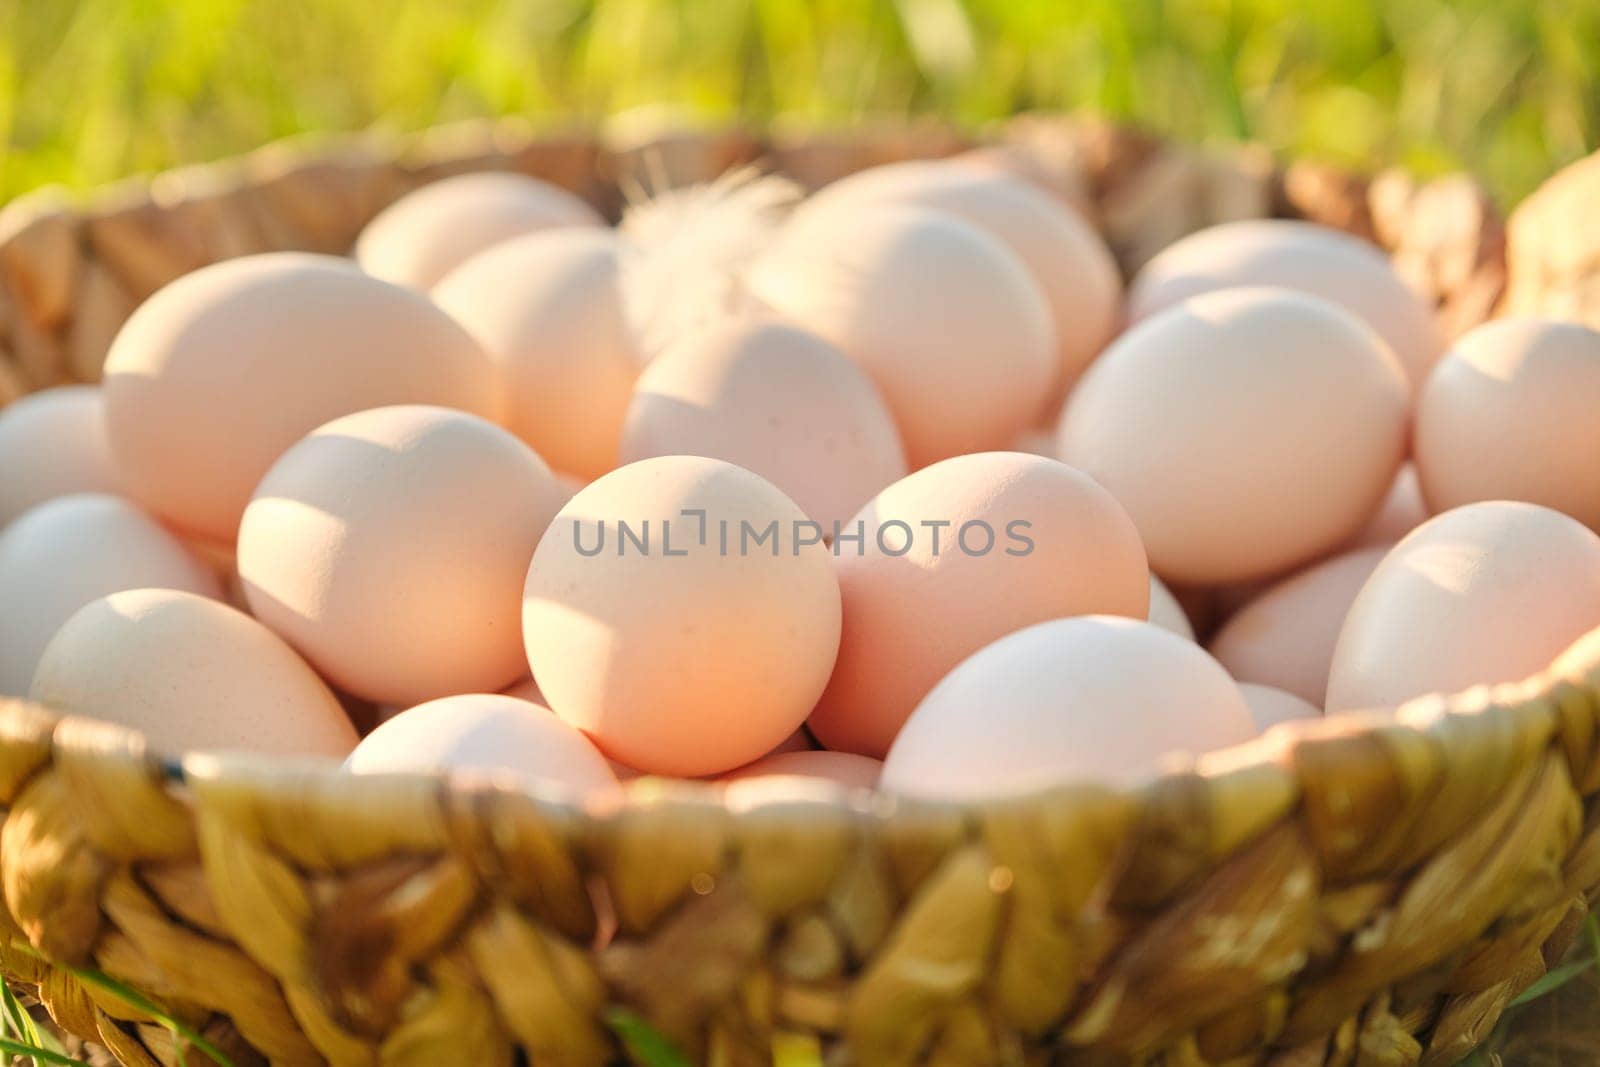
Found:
[1,114,1599,1066]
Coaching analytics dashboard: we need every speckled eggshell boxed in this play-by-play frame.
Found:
[0,494,219,695]
[620,318,906,534]
[103,253,498,542]
[1060,288,1409,585]
[523,456,842,777]
[882,616,1255,798]
[1238,683,1321,732]
[1209,547,1387,706]
[434,229,641,481]
[1128,219,1442,388]
[747,204,1055,468]
[1415,319,1600,530]
[1148,574,1195,641]
[720,750,881,789]
[344,693,617,797]
[1350,463,1426,549]
[30,588,355,758]
[356,172,602,290]
[797,160,1121,397]
[239,406,567,706]
[1327,501,1600,713]
[0,386,122,528]
[809,452,1149,758]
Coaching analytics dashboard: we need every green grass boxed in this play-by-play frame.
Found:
[604,1007,692,1067]
[0,0,1597,205]
[0,975,81,1067]
[1,943,234,1067]
[56,962,234,1067]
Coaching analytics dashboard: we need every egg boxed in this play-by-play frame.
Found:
[1551,624,1600,688]
[0,494,219,695]
[30,588,355,757]
[1327,502,1600,713]
[433,174,796,485]
[721,773,861,810]
[238,405,567,706]
[523,456,841,777]
[496,678,646,780]
[1350,463,1426,549]
[796,160,1121,397]
[1147,574,1195,641]
[433,229,639,481]
[501,675,545,704]
[1238,683,1321,732]
[720,750,881,789]
[767,728,815,756]
[0,386,122,529]
[355,172,602,290]
[1128,219,1443,388]
[1213,571,1281,616]
[103,253,497,542]
[554,473,587,504]
[620,318,906,533]
[1009,427,1059,459]
[1170,583,1224,641]
[808,452,1148,758]
[177,533,252,613]
[344,693,617,797]
[882,616,1255,798]
[1415,319,1600,530]
[747,204,1056,468]
[952,144,1095,219]
[1209,547,1387,706]
[1060,288,1409,585]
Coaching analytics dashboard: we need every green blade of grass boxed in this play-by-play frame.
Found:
[1504,911,1600,1011]
[1510,957,1597,1008]
[59,965,229,1067]
[1,979,65,1057]
[0,980,36,1044]
[5,945,232,1067]
[604,1007,691,1067]
[0,1036,90,1067]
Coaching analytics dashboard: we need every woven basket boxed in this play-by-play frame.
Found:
[3,114,1600,1067]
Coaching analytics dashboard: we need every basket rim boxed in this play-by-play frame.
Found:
[1,645,1589,829]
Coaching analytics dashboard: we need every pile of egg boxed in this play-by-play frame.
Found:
[5,152,1600,805]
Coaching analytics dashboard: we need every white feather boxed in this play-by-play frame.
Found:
[617,168,800,362]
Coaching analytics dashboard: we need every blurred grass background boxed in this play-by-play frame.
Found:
[0,0,1597,205]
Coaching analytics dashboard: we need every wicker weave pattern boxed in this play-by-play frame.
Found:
[0,116,1592,1065]
[1,659,1599,1066]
